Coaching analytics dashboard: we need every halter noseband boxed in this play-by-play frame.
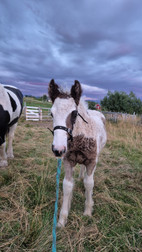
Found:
[54,126,73,141]
[48,111,88,141]
[48,125,73,141]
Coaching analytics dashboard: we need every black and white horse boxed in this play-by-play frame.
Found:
[0,84,23,167]
[48,79,107,227]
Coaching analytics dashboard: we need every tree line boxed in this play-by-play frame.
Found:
[100,91,142,115]
[87,91,142,115]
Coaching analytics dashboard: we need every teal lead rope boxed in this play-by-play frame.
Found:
[52,158,62,252]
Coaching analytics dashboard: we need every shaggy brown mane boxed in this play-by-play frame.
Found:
[58,90,71,99]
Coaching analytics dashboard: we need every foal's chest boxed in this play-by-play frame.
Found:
[66,134,97,166]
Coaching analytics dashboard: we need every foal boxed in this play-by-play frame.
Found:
[48,79,107,227]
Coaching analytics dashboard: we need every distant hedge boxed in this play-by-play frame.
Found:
[101,91,142,114]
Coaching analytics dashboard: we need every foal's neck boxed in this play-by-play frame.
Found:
[73,100,89,136]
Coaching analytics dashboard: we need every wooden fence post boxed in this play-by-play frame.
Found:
[24,106,27,118]
[39,107,42,121]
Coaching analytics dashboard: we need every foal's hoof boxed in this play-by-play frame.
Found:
[0,160,8,167]
[57,221,65,228]
[83,210,92,217]
[7,154,14,159]
[57,217,67,228]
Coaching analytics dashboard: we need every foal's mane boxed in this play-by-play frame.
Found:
[57,89,71,99]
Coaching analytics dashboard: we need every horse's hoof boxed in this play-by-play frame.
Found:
[57,221,65,228]
[7,154,14,159]
[83,210,92,217]
[0,160,8,167]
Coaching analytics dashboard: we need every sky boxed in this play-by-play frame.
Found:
[0,0,142,101]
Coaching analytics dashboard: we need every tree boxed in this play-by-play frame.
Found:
[42,94,48,101]
[87,101,97,110]
[101,91,142,114]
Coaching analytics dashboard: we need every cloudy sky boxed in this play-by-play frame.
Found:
[0,0,142,101]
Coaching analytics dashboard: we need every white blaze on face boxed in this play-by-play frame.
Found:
[51,97,76,155]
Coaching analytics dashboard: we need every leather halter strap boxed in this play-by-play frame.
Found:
[54,126,72,135]
[47,111,88,141]
[47,125,73,140]
[54,126,73,141]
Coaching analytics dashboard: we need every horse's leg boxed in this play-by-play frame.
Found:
[58,159,74,227]
[7,123,17,159]
[83,163,96,216]
[0,142,8,167]
[79,164,86,179]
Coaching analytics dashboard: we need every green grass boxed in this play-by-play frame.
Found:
[24,96,52,108]
[0,119,142,251]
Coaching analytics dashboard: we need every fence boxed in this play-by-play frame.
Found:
[24,106,51,121]
[23,106,141,124]
[103,111,137,122]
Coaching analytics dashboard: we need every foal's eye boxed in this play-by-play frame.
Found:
[50,112,53,117]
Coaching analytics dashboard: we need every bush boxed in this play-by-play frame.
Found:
[101,91,142,114]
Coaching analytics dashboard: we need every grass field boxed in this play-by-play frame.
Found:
[0,116,142,251]
[24,97,52,108]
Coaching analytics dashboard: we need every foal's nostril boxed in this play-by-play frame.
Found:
[52,145,66,157]
[55,150,62,157]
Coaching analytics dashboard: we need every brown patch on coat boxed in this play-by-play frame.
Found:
[66,110,78,130]
[64,135,97,176]
[66,113,72,129]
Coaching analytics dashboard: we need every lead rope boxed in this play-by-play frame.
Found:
[52,158,62,252]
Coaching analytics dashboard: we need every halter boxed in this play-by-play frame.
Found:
[48,125,73,141]
[54,126,73,141]
[48,111,88,141]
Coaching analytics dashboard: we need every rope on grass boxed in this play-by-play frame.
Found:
[52,158,62,252]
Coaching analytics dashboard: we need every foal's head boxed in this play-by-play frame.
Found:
[48,79,82,157]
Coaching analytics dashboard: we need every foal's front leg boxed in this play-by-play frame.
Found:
[83,164,96,216]
[57,159,74,227]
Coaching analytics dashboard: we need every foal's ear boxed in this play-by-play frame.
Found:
[48,79,60,103]
[71,80,82,105]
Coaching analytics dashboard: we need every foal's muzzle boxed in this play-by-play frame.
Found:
[52,145,66,157]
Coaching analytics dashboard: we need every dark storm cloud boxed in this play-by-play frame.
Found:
[0,0,142,100]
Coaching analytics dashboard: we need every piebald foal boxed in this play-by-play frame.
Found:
[48,79,107,227]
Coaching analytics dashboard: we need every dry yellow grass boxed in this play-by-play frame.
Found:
[107,119,142,149]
